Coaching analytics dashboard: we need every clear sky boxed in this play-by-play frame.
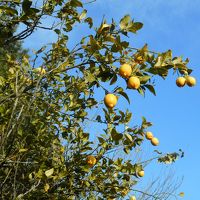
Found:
[22,0,200,199]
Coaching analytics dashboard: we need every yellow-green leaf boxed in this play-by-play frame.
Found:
[45,168,54,177]
[120,15,131,30]
[79,9,87,20]
[19,148,28,153]
[44,183,50,192]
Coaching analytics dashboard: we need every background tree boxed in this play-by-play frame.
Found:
[0,0,28,80]
[0,0,195,199]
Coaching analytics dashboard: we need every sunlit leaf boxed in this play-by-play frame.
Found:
[45,168,54,177]
[120,15,131,30]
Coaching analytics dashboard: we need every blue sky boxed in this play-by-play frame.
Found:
[22,0,200,199]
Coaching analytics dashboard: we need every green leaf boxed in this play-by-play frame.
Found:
[139,75,151,84]
[111,44,121,52]
[22,0,32,13]
[111,128,123,142]
[137,87,144,96]
[85,17,93,28]
[127,21,143,33]
[154,50,172,68]
[120,15,131,30]
[89,35,100,51]
[28,8,40,16]
[145,84,156,96]
[110,74,117,85]
[133,22,143,30]
[70,0,83,7]
[0,76,5,86]
[120,41,129,48]
[19,148,28,153]
[118,91,130,104]
[79,9,87,20]
[125,133,133,142]
[125,111,132,123]
[85,72,96,83]
[123,147,130,154]
[113,115,121,121]
[44,183,50,192]
[148,67,169,78]
[98,137,105,144]
[45,168,54,177]
[0,6,18,15]
[54,29,61,34]
[114,87,123,93]
[97,23,110,34]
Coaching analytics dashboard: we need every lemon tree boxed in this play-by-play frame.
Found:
[0,0,196,199]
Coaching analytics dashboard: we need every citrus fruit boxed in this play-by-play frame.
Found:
[128,76,140,89]
[176,77,186,87]
[151,137,159,146]
[145,131,154,140]
[138,170,144,177]
[119,64,132,78]
[86,155,96,167]
[130,196,136,200]
[104,94,118,108]
[186,76,196,87]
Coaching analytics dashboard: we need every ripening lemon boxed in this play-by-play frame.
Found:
[119,64,132,78]
[176,77,186,87]
[138,170,144,177]
[104,94,118,108]
[86,155,96,167]
[151,137,159,146]
[128,76,140,89]
[130,196,136,200]
[186,76,196,87]
[145,131,154,140]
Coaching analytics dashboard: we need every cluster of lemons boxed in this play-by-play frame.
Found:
[145,131,159,146]
[176,76,196,87]
[119,63,140,89]
[104,64,197,109]
[103,64,160,144]
[104,63,140,109]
